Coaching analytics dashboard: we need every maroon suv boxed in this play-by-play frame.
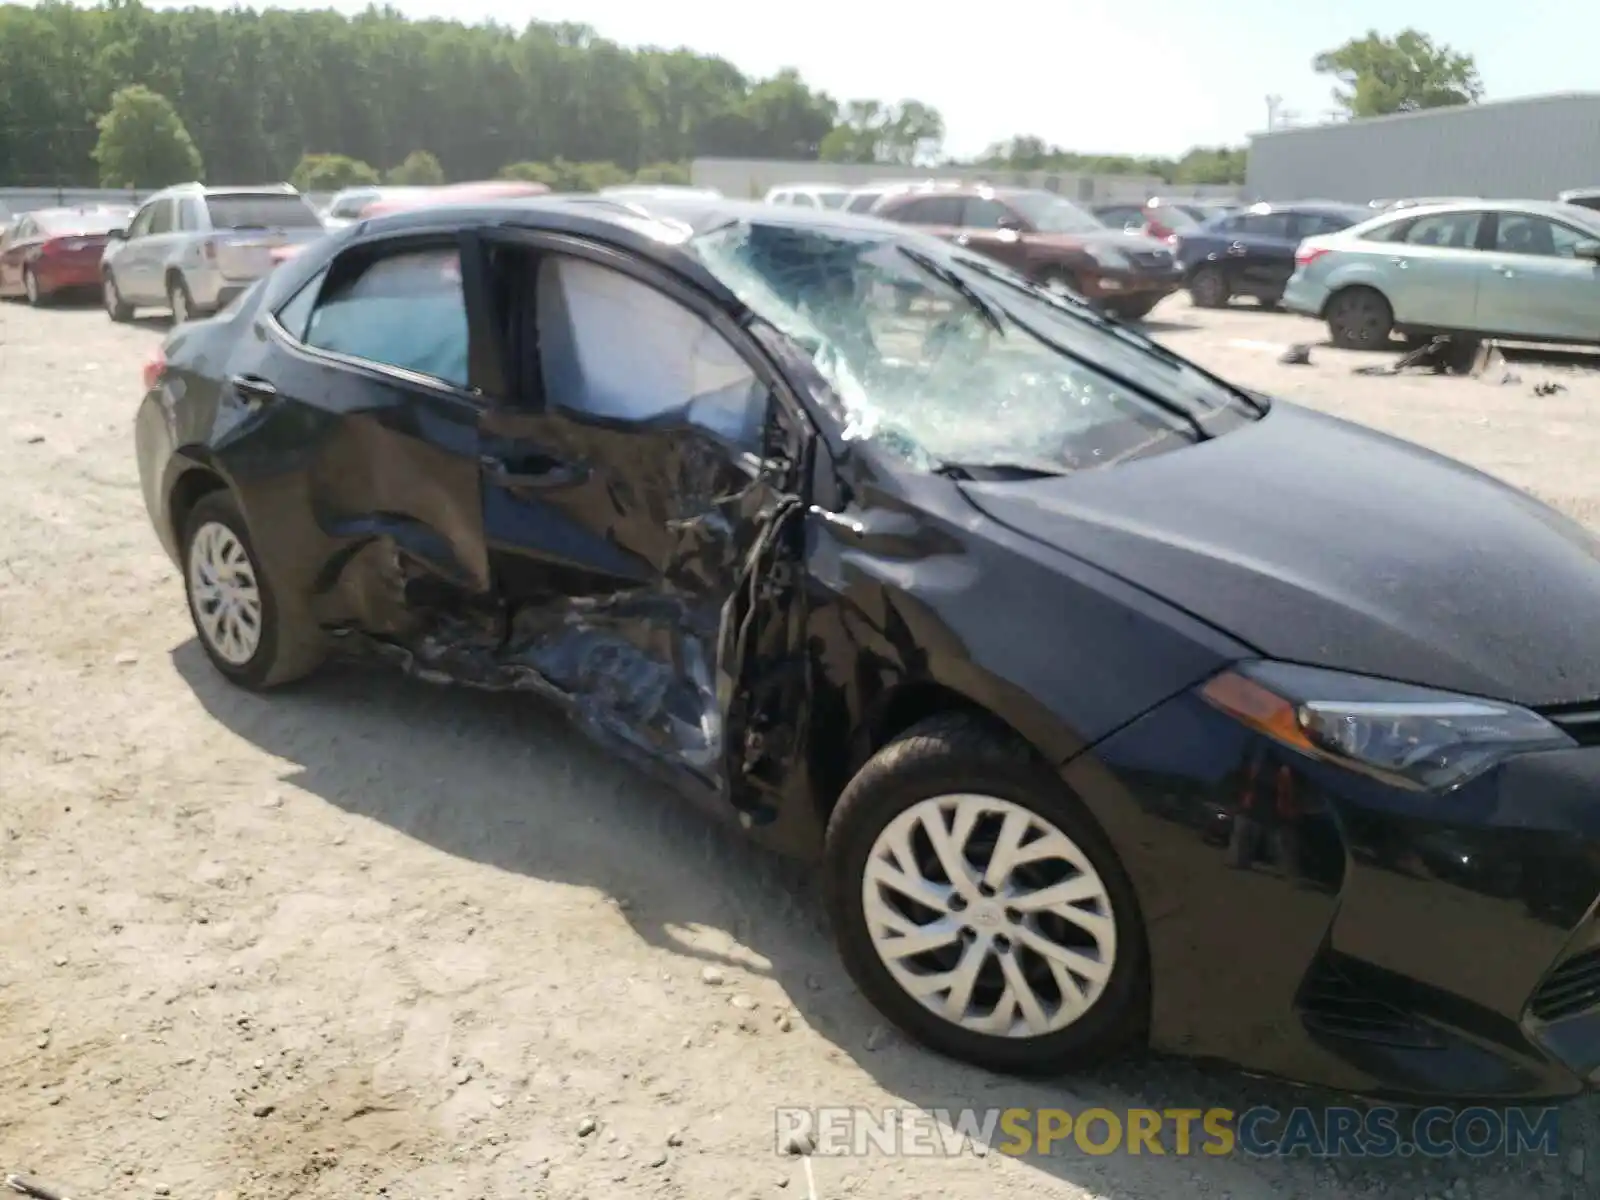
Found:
[874,185,1183,320]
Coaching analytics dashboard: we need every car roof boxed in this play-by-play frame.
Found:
[155,182,301,197]
[282,195,916,298]
[1234,200,1371,218]
[1370,197,1600,222]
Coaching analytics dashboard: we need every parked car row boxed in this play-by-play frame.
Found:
[0,203,134,305]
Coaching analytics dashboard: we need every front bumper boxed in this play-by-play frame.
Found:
[1067,686,1600,1101]
[1079,264,1184,302]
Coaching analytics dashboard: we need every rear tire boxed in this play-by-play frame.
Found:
[1188,265,1230,308]
[823,712,1149,1076]
[1326,286,1394,350]
[167,273,195,325]
[182,490,326,690]
[103,271,133,322]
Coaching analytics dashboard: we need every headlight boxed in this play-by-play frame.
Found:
[1200,661,1574,792]
[1088,245,1128,269]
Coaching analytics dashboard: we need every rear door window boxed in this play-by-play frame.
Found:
[299,246,469,389]
[205,193,322,230]
[963,197,1018,229]
[1292,212,1356,238]
[1400,212,1482,249]
[892,196,965,226]
[1233,211,1293,239]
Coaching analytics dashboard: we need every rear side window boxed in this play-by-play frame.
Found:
[1234,211,1293,238]
[205,193,322,230]
[891,196,964,225]
[1400,212,1482,249]
[300,247,468,388]
[846,192,882,213]
[1293,212,1356,238]
[329,191,376,219]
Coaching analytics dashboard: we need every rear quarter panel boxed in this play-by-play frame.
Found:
[1307,247,1397,317]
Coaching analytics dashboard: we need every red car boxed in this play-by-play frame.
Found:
[0,206,133,305]
[271,180,552,265]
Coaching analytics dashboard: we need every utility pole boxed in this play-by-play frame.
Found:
[1265,94,1283,131]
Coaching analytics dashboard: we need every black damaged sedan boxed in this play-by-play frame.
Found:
[135,195,1600,1101]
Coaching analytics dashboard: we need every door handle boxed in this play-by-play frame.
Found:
[480,455,589,490]
[1225,244,1248,256]
[229,374,277,403]
[1388,257,1408,268]
[1495,266,1515,277]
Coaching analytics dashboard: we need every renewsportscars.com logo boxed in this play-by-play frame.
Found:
[774,1105,1563,1159]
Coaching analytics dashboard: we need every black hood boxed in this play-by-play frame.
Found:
[960,402,1600,708]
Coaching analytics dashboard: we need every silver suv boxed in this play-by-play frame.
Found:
[100,182,326,323]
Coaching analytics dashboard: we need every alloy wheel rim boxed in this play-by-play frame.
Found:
[171,285,188,324]
[861,793,1117,1038]
[24,269,38,303]
[188,521,263,665]
[104,277,119,314]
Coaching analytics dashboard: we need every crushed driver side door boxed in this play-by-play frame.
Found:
[469,232,811,819]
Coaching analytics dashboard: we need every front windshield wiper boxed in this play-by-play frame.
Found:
[934,460,1067,482]
[897,245,1005,335]
[952,253,1268,418]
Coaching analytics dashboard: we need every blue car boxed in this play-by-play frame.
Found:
[1175,202,1371,309]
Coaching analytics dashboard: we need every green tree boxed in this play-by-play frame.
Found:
[91,84,203,188]
[386,149,446,185]
[1171,146,1247,185]
[1313,29,1484,118]
[291,152,380,191]
[820,100,945,165]
[498,160,560,186]
[632,162,690,185]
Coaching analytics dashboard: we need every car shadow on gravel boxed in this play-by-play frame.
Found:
[171,642,1583,1198]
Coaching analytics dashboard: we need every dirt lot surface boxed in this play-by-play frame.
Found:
[3,294,1599,1200]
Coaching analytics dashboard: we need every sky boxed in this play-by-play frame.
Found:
[140,0,1597,159]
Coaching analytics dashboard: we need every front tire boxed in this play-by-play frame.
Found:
[823,713,1149,1075]
[1107,297,1159,322]
[103,271,133,322]
[182,491,325,689]
[167,273,195,325]
[23,266,48,307]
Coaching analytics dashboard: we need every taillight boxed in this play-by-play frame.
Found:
[142,346,166,392]
[1147,221,1172,240]
[1295,246,1330,266]
[36,237,64,256]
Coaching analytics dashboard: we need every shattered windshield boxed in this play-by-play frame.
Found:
[693,221,1258,474]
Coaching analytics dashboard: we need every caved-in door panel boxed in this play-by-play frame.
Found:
[481,252,781,789]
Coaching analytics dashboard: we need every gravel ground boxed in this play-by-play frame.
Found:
[2,293,1599,1200]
